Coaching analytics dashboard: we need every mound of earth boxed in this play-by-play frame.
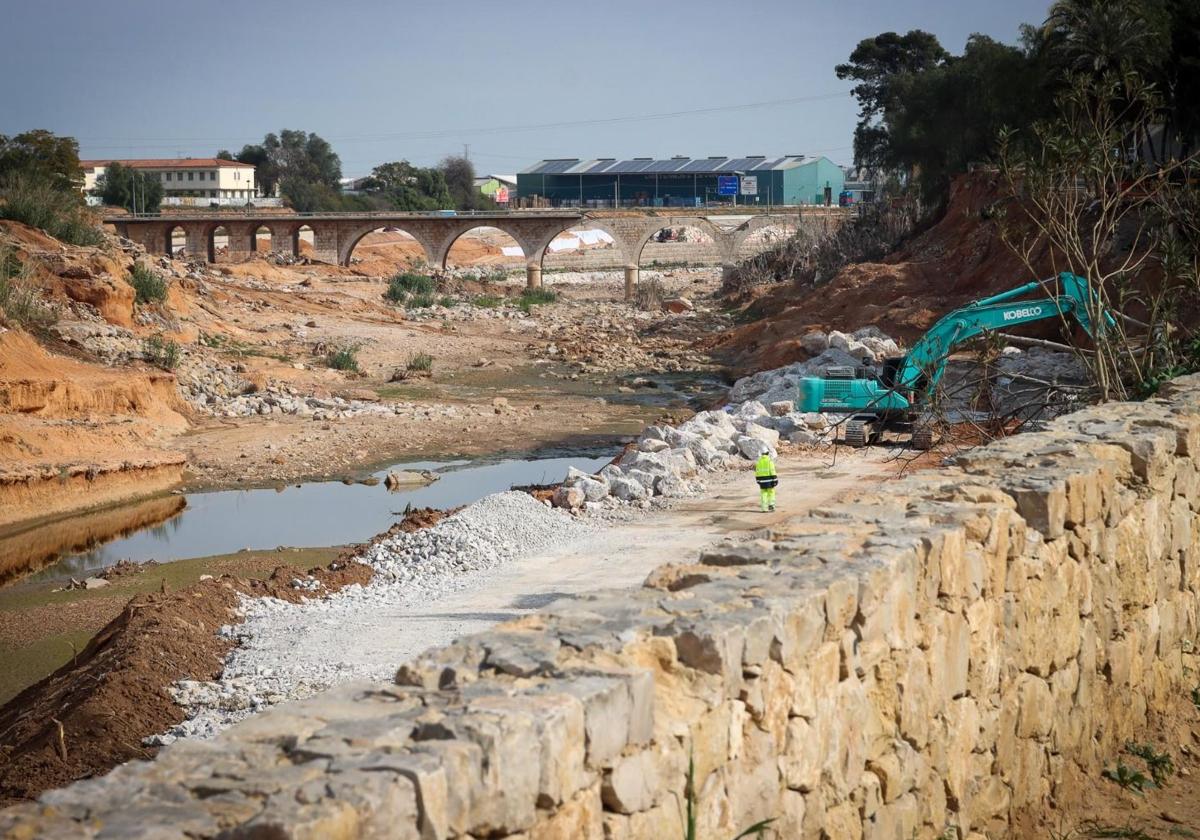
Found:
[0,556,373,806]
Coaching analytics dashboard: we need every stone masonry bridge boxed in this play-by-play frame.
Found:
[104,209,843,299]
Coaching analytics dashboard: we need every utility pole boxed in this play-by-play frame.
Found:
[463,144,470,161]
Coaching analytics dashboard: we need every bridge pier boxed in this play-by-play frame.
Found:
[526,264,542,289]
[624,266,639,301]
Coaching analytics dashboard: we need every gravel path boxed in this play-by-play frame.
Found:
[159,492,594,741]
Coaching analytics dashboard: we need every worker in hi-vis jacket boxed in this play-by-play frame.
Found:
[755,447,778,512]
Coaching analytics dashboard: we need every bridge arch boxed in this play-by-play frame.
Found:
[443,224,527,272]
[207,224,229,263]
[726,214,803,261]
[338,222,438,269]
[631,216,725,268]
[166,224,186,257]
[251,224,272,256]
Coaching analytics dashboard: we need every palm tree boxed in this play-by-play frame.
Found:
[1042,0,1167,77]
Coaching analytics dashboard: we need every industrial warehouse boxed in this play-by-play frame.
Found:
[515,154,845,208]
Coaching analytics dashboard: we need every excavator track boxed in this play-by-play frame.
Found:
[844,418,868,447]
[911,426,934,451]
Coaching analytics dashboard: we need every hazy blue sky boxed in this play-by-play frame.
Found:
[1,0,1051,177]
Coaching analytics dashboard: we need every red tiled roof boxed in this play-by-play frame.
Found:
[79,158,254,169]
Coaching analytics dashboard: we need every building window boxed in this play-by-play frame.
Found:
[187,172,194,181]
[210,171,217,181]
[165,172,172,181]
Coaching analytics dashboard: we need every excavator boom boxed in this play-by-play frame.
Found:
[795,272,1114,447]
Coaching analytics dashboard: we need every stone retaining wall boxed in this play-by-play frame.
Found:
[3,376,1199,839]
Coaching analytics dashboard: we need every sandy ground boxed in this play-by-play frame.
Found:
[228,449,884,685]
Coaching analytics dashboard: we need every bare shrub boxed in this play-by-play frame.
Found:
[634,276,665,311]
[721,204,917,296]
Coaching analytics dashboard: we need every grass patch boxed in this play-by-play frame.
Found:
[1080,822,1157,839]
[0,246,55,329]
[438,295,456,308]
[406,293,435,309]
[472,295,502,308]
[0,172,105,247]
[384,271,436,302]
[517,287,557,313]
[324,343,361,372]
[520,287,557,305]
[129,263,168,304]
[143,335,181,370]
[406,352,433,372]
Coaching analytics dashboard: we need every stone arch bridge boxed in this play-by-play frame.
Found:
[105,209,844,299]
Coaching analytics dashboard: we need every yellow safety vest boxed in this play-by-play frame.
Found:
[755,454,776,478]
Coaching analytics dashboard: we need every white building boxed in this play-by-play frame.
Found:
[80,158,260,204]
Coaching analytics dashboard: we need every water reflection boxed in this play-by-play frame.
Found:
[0,495,188,586]
[9,453,611,586]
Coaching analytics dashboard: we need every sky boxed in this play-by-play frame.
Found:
[1,0,1052,178]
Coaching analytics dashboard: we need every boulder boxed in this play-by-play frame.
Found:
[610,475,649,501]
[642,425,670,442]
[760,384,800,408]
[800,331,828,355]
[827,331,851,351]
[625,468,660,493]
[576,476,610,502]
[736,400,769,421]
[656,474,689,497]
[788,430,821,446]
[686,437,722,468]
[768,400,794,417]
[552,485,585,510]
[621,451,670,476]
[599,464,625,482]
[662,297,693,314]
[665,447,698,477]
[744,424,781,449]
[638,438,670,454]
[663,427,701,449]
[736,435,767,459]
[384,470,438,490]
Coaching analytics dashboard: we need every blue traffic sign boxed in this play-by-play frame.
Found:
[717,176,739,196]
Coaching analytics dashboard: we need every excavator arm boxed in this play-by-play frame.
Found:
[893,271,1114,396]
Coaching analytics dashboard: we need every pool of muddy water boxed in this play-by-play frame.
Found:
[3,452,613,586]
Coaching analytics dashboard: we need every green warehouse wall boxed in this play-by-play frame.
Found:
[784,158,845,205]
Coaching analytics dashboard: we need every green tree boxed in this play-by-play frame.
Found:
[221,130,343,209]
[440,155,483,210]
[95,161,163,213]
[886,35,1048,200]
[1043,0,1169,76]
[0,130,83,191]
[835,31,949,170]
[361,160,452,210]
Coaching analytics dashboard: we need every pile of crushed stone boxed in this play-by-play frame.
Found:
[156,492,594,742]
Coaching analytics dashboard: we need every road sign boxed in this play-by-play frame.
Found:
[717,176,739,196]
[740,176,758,196]
[495,186,510,204]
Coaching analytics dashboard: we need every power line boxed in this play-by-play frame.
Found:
[75,91,852,151]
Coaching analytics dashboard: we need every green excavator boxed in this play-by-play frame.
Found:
[794,272,1116,449]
